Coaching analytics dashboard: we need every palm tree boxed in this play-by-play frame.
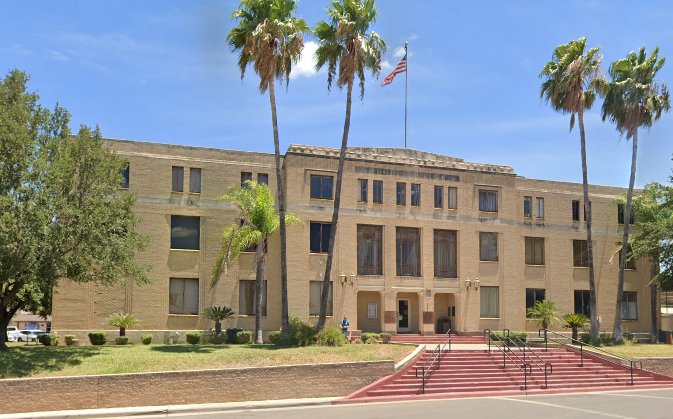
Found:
[212,181,301,344]
[598,47,670,342]
[313,0,386,331]
[203,306,235,335]
[227,0,308,340]
[107,312,139,337]
[563,313,588,341]
[527,300,560,330]
[540,37,602,341]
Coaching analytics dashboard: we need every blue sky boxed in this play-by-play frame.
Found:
[2,1,673,188]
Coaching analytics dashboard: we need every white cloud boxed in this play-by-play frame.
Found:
[290,41,318,79]
[49,50,68,61]
[393,46,406,58]
[381,60,392,71]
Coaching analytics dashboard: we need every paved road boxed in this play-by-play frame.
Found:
[116,388,673,419]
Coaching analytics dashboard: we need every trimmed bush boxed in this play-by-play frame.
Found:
[268,330,282,345]
[289,315,317,347]
[64,335,77,346]
[115,336,129,345]
[236,330,252,344]
[140,334,153,345]
[88,332,108,346]
[38,333,59,346]
[361,332,380,344]
[317,326,346,347]
[208,332,227,344]
[186,332,201,345]
[489,331,527,343]
[380,333,391,344]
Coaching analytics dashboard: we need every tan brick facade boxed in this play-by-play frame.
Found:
[51,140,656,336]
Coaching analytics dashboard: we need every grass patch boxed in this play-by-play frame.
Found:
[589,344,673,359]
[0,343,413,379]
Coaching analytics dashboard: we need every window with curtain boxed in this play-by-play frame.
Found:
[396,227,420,276]
[479,232,498,262]
[240,171,252,188]
[120,163,130,189]
[536,197,545,218]
[373,180,383,204]
[525,288,546,317]
[239,280,267,315]
[574,290,590,316]
[172,166,184,192]
[622,291,637,320]
[573,240,588,267]
[410,183,421,207]
[434,229,457,278]
[358,225,383,275]
[169,278,199,314]
[358,179,368,202]
[480,286,499,318]
[434,186,443,209]
[189,168,201,193]
[572,200,581,221]
[309,281,333,316]
[523,196,532,218]
[257,173,269,186]
[396,182,406,205]
[479,190,498,212]
[309,222,331,253]
[170,216,200,250]
[310,175,333,199]
[525,237,545,265]
[448,187,457,209]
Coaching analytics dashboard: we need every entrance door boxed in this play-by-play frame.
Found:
[397,299,410,332]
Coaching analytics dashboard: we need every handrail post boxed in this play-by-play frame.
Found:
[580,341,584,367]
[630,361,634,386]
[544,328,548,352]
[524,363,528,390]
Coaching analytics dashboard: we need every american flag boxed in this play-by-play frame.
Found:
[381,53,407,87]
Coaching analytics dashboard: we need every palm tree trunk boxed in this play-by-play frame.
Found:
[316,79,354,332]
[268,81,290,338]
[254,240,266,345]
[578,110,599,340]
[615,129,638,342]
[650,260,660,343]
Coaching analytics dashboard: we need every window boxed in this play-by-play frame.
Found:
[310,222,331,253]
[479,190,498,212]
[358,225,383,275]
[448,187,457,209]
[396,182,406,205]
[525,237,545,265]
[172,166,184,192]
[189,168,201,193]
[434,186,443,209]
[479,232,498,262]
[523,196,532,218]
[622,291,637,320]
[536,197,544,218]
[574,290,591,316]
[573,240,588,267]
[525,288,546,317]
[120,163,130,189]
[480,286,499,318]
[617,203,635,225]
[169,278,199,315]
[257,173,269,186]
[171,216,200,250]
[241,172,252,188]
[373,180,383,204]
[358,179,368,203]
[396,227,420,276]
[620,244,637,270]
[572,200,581,221]
[309,281,333,316]
[239,280,267,316]
[434,229,457,278]
[410,183,421,207]
[310,175,333,199]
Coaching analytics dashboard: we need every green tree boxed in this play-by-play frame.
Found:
[598,47,671,342]
[107,312,139,337]
[527,300,560,330]
[540,37,603,341]
[227,0,308,341]
[212,181,300,344]
[313,0,386,331]
[563,313,588,341]
[203,305,235,335]
[0,69,149,351]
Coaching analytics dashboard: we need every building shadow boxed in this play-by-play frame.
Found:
[0,346,102,378]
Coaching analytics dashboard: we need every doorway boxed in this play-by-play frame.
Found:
[397,299,410,333]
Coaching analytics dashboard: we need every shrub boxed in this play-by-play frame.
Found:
[203,306,235,335]
[289,315,317,347]
[107,312,139,337]
[115,336,130,345]
[140,334,153,345]
[268,330,282,345]
[64,335,77,346]
[88,332,108,345]
[186,332,201,345]
[361,333,380,344]
[489,331,527,343]
[380,333,391,343]
[317,326,346,347]
[38,333,59,346]
[236,330,252,344]
[208,332,227,344]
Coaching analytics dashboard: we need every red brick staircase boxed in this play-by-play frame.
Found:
[390,334,486,345]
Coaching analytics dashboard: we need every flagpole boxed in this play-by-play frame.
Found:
[404,41,408,149]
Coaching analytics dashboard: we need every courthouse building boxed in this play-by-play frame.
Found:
[52,139,656,336]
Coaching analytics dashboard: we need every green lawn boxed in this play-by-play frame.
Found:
[0,343,413,379]
[589,344,673,359]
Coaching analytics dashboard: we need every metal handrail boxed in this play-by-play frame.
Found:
[484,329,532,390]
[415,328,452,393]
[539,329,643,385]
[504,330,552,389]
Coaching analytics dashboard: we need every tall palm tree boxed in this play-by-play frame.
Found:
[598,47,670,342]
[227,0,308,339]
[313,0,386,332]
[212,181,301,344]
[540,37,603,340]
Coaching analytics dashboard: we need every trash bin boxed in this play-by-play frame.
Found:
[436,317,450,334]
[226,327,243,344]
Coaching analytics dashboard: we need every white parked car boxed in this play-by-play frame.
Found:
[6,326,19,342]
[17,330,45,342]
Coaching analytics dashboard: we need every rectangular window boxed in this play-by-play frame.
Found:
[479,232,498,262]
[358,225,383,275]
[479,190,498,212]
[172,166,184,192]
[525,288,546,317]
[309,281,333,316]
[617,203,635,225]
[120,163,130,189]
[373,180,383,204]
[573,240,588,267]
[358,179,368,203]
[170,216,200,250]
[396,227,420,276]
[434,229,457,278]
[240,171,252,188]
[525,237,545,265]
[257,173,269,186]
[434,186,443,209]
[396,182,406,206]
[574,290,591,316]
[239,280,267,316]
[523,196,532,218]
[411,183,421,207]
[309,222,331,253]
[448,187,457,209]
[622,291,637,320]
[536,197,544,218]
[572,200,581,221]
[169,278,199,315]
[480,286,499,318]
[310,175,333,199]
[620,244,637,270]
[189,168,201,193]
